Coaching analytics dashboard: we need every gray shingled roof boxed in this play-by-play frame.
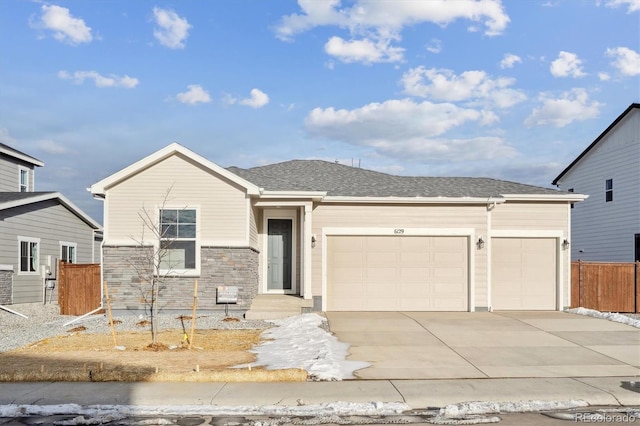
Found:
[0,191,57,204]
[0,142,43,166]
[228,160,565,198]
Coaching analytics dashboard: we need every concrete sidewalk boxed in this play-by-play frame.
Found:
[0,377,638,409]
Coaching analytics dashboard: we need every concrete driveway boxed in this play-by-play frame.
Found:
[325,311,640,380]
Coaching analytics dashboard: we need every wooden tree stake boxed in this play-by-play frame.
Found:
[104,281,118,347]
[188,279,199,349]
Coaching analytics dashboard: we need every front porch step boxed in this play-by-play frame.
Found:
[245,295,313,320]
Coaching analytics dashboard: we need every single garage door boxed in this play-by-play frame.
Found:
[327,235,468,311]
[492,238,556,310]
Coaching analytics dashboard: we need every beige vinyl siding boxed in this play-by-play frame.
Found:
[491,202,568,231]
[312,203,488,304]
[105,154,249,245]
[0,200,95,303]
[249,204,259,249]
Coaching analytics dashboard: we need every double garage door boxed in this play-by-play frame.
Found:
[326,235,557,311]
[326,235,469,311]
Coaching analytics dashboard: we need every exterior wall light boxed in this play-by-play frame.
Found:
[477,237,485,249]
[562,239,570,250]
[311,234,317,248]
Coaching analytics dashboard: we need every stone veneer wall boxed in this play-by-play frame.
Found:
[102,246,259,312]
[0,268,13,305]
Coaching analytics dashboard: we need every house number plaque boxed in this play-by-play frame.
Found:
[394,229,405,234]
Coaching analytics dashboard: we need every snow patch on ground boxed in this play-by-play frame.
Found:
[437,400,589,419]
[0,401,409,418]
[239,313,371,380]
[567,307,640,328]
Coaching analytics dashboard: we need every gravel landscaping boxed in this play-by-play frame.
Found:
[0,303,270,353]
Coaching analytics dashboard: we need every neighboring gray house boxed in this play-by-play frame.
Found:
[553,103,640,262]
[0,143,101,305]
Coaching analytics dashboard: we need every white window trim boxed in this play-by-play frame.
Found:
[18,236,40,275]
[18,167,29,192]
[60,241,77,263]
[157,206,200,277]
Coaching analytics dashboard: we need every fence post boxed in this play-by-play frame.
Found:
[578,259,583,308]
[636,262,639,314]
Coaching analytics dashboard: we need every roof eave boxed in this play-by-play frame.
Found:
[0,192,101,229]
[258,190,327,201]
[0,146,44,167]
[321,196,506,204]
[501,193,588,202]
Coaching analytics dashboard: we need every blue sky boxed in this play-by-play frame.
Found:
[1,0,638,223]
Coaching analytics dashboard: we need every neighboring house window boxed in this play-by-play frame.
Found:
[61,242,77,263]
[159,209,196,271]
[635,234,640,262]
[605,179,613,202]
[18,237,39,274]
[19,168,29,192]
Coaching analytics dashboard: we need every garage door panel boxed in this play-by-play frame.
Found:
[492,237,556,310]
[327,235,468,311]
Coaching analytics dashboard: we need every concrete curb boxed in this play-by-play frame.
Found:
[0,377,637,409]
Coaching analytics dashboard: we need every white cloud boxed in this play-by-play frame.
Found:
[598,72,611,81]
[500,53,522,69]
[0,128,17,146]
[426,38,442,54]
[58,70,139,88]
[524,88,601,128]
[550,51,586,77]
[324,36,404,64]
[400,67,526,109]
[605,0,640,13]
[303,99,515,162]
[275,0,509,63]
[153,7,191,49]
[606,47,640,76]
[37,139,68,155]
[175,85,211,105]
[239,89,270,109]
[276,0,510,40]
[34,5,92,45]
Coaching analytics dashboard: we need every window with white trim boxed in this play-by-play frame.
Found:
[19,237,39,274]
[159,209,196,271]
[61,242,77,263]
[19,168,29,192]
[605,179,613,202]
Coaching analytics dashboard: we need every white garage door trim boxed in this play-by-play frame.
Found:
[489,230,566,311]
[321,227,476,312]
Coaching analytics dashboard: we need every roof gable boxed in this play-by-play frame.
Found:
[0,192,101,229]
[552,103,640,185]
[0,143,44,167]
[91,142,261,196]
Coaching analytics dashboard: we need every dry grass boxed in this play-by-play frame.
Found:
[0,329,308,382]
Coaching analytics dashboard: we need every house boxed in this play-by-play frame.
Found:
[90,143,585,313]
[552,103,640,262]
[0,143,101,305]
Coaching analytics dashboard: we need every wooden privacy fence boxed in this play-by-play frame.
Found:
[58,262,102,315]
[571,261,640,313]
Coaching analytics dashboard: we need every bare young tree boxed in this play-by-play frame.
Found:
[130,186,193,344]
